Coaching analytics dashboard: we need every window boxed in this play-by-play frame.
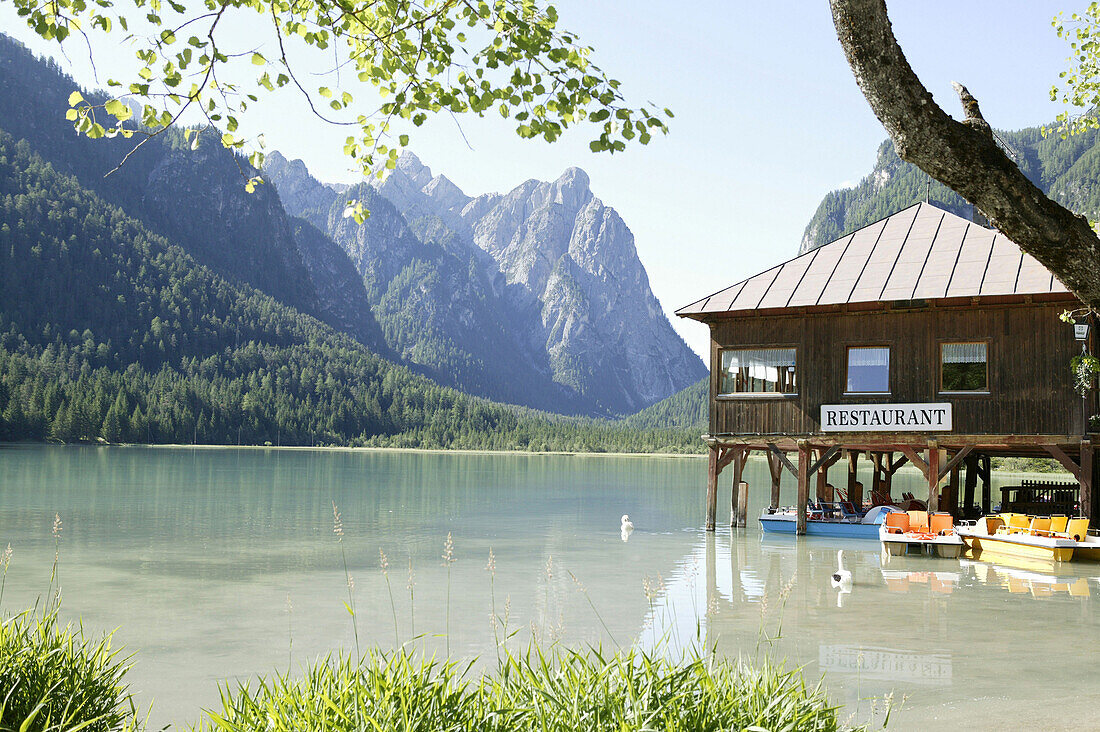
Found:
[941,342,988,392]
[846,346,890,393]
[719,348,797,395]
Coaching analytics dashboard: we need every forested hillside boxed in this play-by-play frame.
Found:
[0,132,701,452]
[801,125,1100,253]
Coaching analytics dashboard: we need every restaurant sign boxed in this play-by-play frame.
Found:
[820,403,952,432]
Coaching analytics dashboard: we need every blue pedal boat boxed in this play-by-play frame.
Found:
[759,504,902,539]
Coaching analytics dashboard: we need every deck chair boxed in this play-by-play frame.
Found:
[929,513,954,536]
[884,512,910,534]
[1034,515,1068,537]
[839,501,860,519]
[1062,518,1090,542]
[907,510,930,532]
[1027,517,1051,536]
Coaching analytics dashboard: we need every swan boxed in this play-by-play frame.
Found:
[831,550,852,590]
[620,514,634,542]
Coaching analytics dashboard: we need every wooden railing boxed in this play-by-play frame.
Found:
[1000,480,1079,516]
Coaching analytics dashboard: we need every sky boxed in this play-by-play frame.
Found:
[0,1,1080,359]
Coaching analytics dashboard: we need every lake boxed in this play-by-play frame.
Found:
[1,444,1097,731]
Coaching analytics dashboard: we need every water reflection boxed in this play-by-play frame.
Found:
[3,446,1100,731]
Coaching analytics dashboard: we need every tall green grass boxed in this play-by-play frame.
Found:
[194,645,862,732]
[0,608,142,732]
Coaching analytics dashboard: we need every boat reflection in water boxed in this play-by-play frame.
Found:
[959,556,1094,598]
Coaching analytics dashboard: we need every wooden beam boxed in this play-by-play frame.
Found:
[808,445,841,478]
[1043,444,1084,483]
[705,447,719,531]
[736,481,749,529]
[846,450,862,508]
[947,461,961,518]
[796,441,810,535]
[767,450,783,509]
[766,442,798,478]
[938,445,974,481]
[897,446,930,481]
[888,454,909,474]
[927,441,942,513]
[963,453,978,515]
[729,449,748,527]
[1081,439,1093,524]
[871,452,883,496]
[980,454,991,514]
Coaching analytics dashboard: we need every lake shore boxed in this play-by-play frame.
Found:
[132,443,710,459]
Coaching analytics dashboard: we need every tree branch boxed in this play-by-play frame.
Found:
[830,0,1100,308]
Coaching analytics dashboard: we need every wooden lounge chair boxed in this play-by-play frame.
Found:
[929,513,954,535]
[884,512,910,534]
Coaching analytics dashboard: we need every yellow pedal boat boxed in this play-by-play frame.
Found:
[957,515,1091,563]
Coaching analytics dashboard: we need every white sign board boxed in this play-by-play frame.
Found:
[1075,323,1090,341]
[820,403,952,432]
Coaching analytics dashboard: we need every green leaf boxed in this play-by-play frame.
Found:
[67,91,84,106]
[251,52,265,66]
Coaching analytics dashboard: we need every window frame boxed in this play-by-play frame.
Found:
[843,344,892,396]
[938,339,991,396]
[715,345,800,399]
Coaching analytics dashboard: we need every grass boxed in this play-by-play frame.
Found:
[0,607,142,732]
[194,645,861,732]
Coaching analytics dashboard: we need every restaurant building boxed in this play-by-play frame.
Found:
[676,202,1096,532]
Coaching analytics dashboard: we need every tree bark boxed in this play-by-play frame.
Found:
[830,0,1100,308]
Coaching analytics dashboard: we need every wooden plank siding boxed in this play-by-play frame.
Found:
[707,300,1084,438]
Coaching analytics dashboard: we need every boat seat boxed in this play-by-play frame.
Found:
[907,510,930,531]
[1027,517,1051,536]
[929,513,954,536]
[1035,515,1069,537]
[1062,518,1090,542]
[884,512,910,534]
[997,514,1031,535]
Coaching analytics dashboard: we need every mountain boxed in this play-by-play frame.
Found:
[801,124,1100,253]
[0,33,389,355]
[621,377,708,432]
[266,151,706,416]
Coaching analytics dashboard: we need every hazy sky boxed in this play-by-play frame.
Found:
[1,1,1078,358]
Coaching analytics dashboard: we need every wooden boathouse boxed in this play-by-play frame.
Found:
[676,202,1098,533]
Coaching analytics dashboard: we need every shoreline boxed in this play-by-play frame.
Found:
[2,442,708,460]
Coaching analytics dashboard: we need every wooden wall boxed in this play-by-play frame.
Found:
[708,301,1088,437]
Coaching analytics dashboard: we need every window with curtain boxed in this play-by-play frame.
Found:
[846,346,890,393]
[719,348,797,394]
[941,341,988,392]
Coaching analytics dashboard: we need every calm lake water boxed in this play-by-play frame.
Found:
[1,445,1097,731]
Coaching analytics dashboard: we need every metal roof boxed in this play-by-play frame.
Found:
[676,202,1071,318]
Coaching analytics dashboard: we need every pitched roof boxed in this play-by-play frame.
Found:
[676,202,1071,318]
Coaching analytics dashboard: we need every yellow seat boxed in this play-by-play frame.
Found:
[907,510,930,531]
[1028,517,1051,536]
[997,514,1031,535]
[1062,518,1090,542]
[1035,515,1069,537]
[929,513,954,535]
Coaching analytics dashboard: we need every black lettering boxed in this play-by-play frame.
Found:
[826,410,837,427]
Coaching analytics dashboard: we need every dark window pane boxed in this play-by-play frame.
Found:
[942,342,987,391]
[719,348,797,394]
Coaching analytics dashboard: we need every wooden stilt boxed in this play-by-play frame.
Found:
[883,451,894,496]
[1081,439,1093,524]
[729,449,747,527]
[705,446,719,531]
[846,450,861,508]
[927,441,941,512]
[980,454,991,514]
[767,451,783,509]
[796,440,810,535]
[948,460,961,518]
[871,452,883,498]
[963,454,978,517]
[816,448,829,501]
[736,481,749,528]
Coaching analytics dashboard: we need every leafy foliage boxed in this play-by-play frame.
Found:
[195,646,860,732]
[10,0,669,218]
[0,608,142,732]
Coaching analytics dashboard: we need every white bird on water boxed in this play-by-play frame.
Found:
[831,550,852,590]
[620,514,634,542]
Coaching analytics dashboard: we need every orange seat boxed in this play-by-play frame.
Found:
[884,512,910,534]
[929,513,954,535]
[907,510,930,531]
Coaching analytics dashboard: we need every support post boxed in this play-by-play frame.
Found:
[816,448,830,501]
[736,481,749,528]
[729,449,748,527]
[980,454,991,514]
[948,461,961,518]
[927,441,941,513]
[883,451,894,495]
[1082,439,1093,525]
[963,453,978,518]
[796,440,810,535]
[706,446,719,531]
[767,450,784,509]
[871,452,883,498]
[846,450,861,507]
